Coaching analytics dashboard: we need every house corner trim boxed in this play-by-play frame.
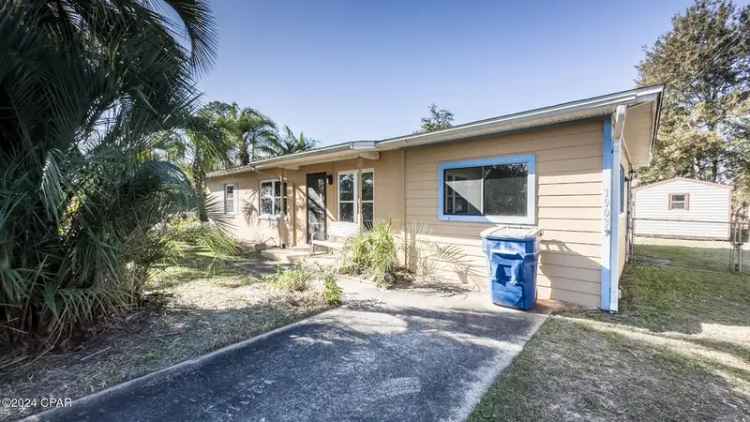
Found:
[601,117,621,312]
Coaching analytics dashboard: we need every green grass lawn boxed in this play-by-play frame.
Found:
[469,243,750,422]
[635,242,748,273]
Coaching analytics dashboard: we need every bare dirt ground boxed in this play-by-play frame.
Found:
[0,248,331,421]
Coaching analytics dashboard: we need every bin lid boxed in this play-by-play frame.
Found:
[480,226,542,241]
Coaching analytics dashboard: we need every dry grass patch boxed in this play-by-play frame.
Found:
[0,248,332,421]
[470,317,750,422]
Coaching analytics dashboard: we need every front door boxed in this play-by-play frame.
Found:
[306,173,327,243]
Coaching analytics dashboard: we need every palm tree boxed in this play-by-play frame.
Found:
[207,102,277,165]
[0,1,216,349]
[155,107,233,222]
[257,126,318,157]
[242,110,278,164]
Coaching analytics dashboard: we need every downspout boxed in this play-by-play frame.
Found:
[601,107,626,312]
[600,117,616,312]
[609,126,622,313]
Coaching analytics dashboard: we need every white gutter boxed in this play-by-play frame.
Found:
[376,85,663,150]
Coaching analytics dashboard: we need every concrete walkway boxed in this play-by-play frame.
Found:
[31,279,545,422]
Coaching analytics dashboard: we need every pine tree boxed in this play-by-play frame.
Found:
[637,0,750,187]
[420,104,454,132]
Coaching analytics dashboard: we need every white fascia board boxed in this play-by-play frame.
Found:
[376,85,663,151]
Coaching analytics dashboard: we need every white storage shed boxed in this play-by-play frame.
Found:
[633,177,733,240]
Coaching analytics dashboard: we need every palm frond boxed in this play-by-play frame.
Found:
[0,0,216,349]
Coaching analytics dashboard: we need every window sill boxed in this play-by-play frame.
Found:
[259,214,288,221]
[438,213,534,225]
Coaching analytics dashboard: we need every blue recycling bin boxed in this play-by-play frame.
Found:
[480,227,541,311]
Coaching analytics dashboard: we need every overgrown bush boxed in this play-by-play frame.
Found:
[323,274,343,305]
[346,222,397,287]
[266,265,312,292]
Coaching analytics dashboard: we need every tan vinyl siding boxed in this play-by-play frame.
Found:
[207,171,293,247]
[207,150,405,248]
[206,120,606,308]
[404,120,603,308]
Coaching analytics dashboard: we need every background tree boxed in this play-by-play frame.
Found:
[637,0,750,186]
[155,107,232,221]
[420,104,455,132]
[206,102,277,165]
[240,109,277,164]
[257,125,318,157]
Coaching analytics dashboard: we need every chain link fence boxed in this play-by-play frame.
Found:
[631,217,749,273]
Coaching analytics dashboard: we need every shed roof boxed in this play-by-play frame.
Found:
[633,177,734,191]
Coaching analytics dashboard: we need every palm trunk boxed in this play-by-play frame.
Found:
[250,133,256,162]
[193,154,208,222]
[239,137,249,166]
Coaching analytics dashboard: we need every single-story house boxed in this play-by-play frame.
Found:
[633,177,733,240]
[207,85,664,311]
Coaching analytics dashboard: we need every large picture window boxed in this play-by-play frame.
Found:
[438,155,535,224]
[338,170,374,227]
[260,179,287,218]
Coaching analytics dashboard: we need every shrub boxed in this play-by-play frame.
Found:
[350,231,372,271]
[323,274,343,305]
[267,265,312,292]
[345,222,397,288]
[368,223,397,275]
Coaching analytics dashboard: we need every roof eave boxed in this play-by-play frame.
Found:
[207,141,377,177]
[207,85,664,178]
[376,85,664,150]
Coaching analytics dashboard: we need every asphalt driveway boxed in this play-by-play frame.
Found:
[29,280,545,422]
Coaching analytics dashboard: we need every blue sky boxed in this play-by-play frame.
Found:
[197,0,702,145]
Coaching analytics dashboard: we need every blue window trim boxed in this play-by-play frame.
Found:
[437,154,536,225]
